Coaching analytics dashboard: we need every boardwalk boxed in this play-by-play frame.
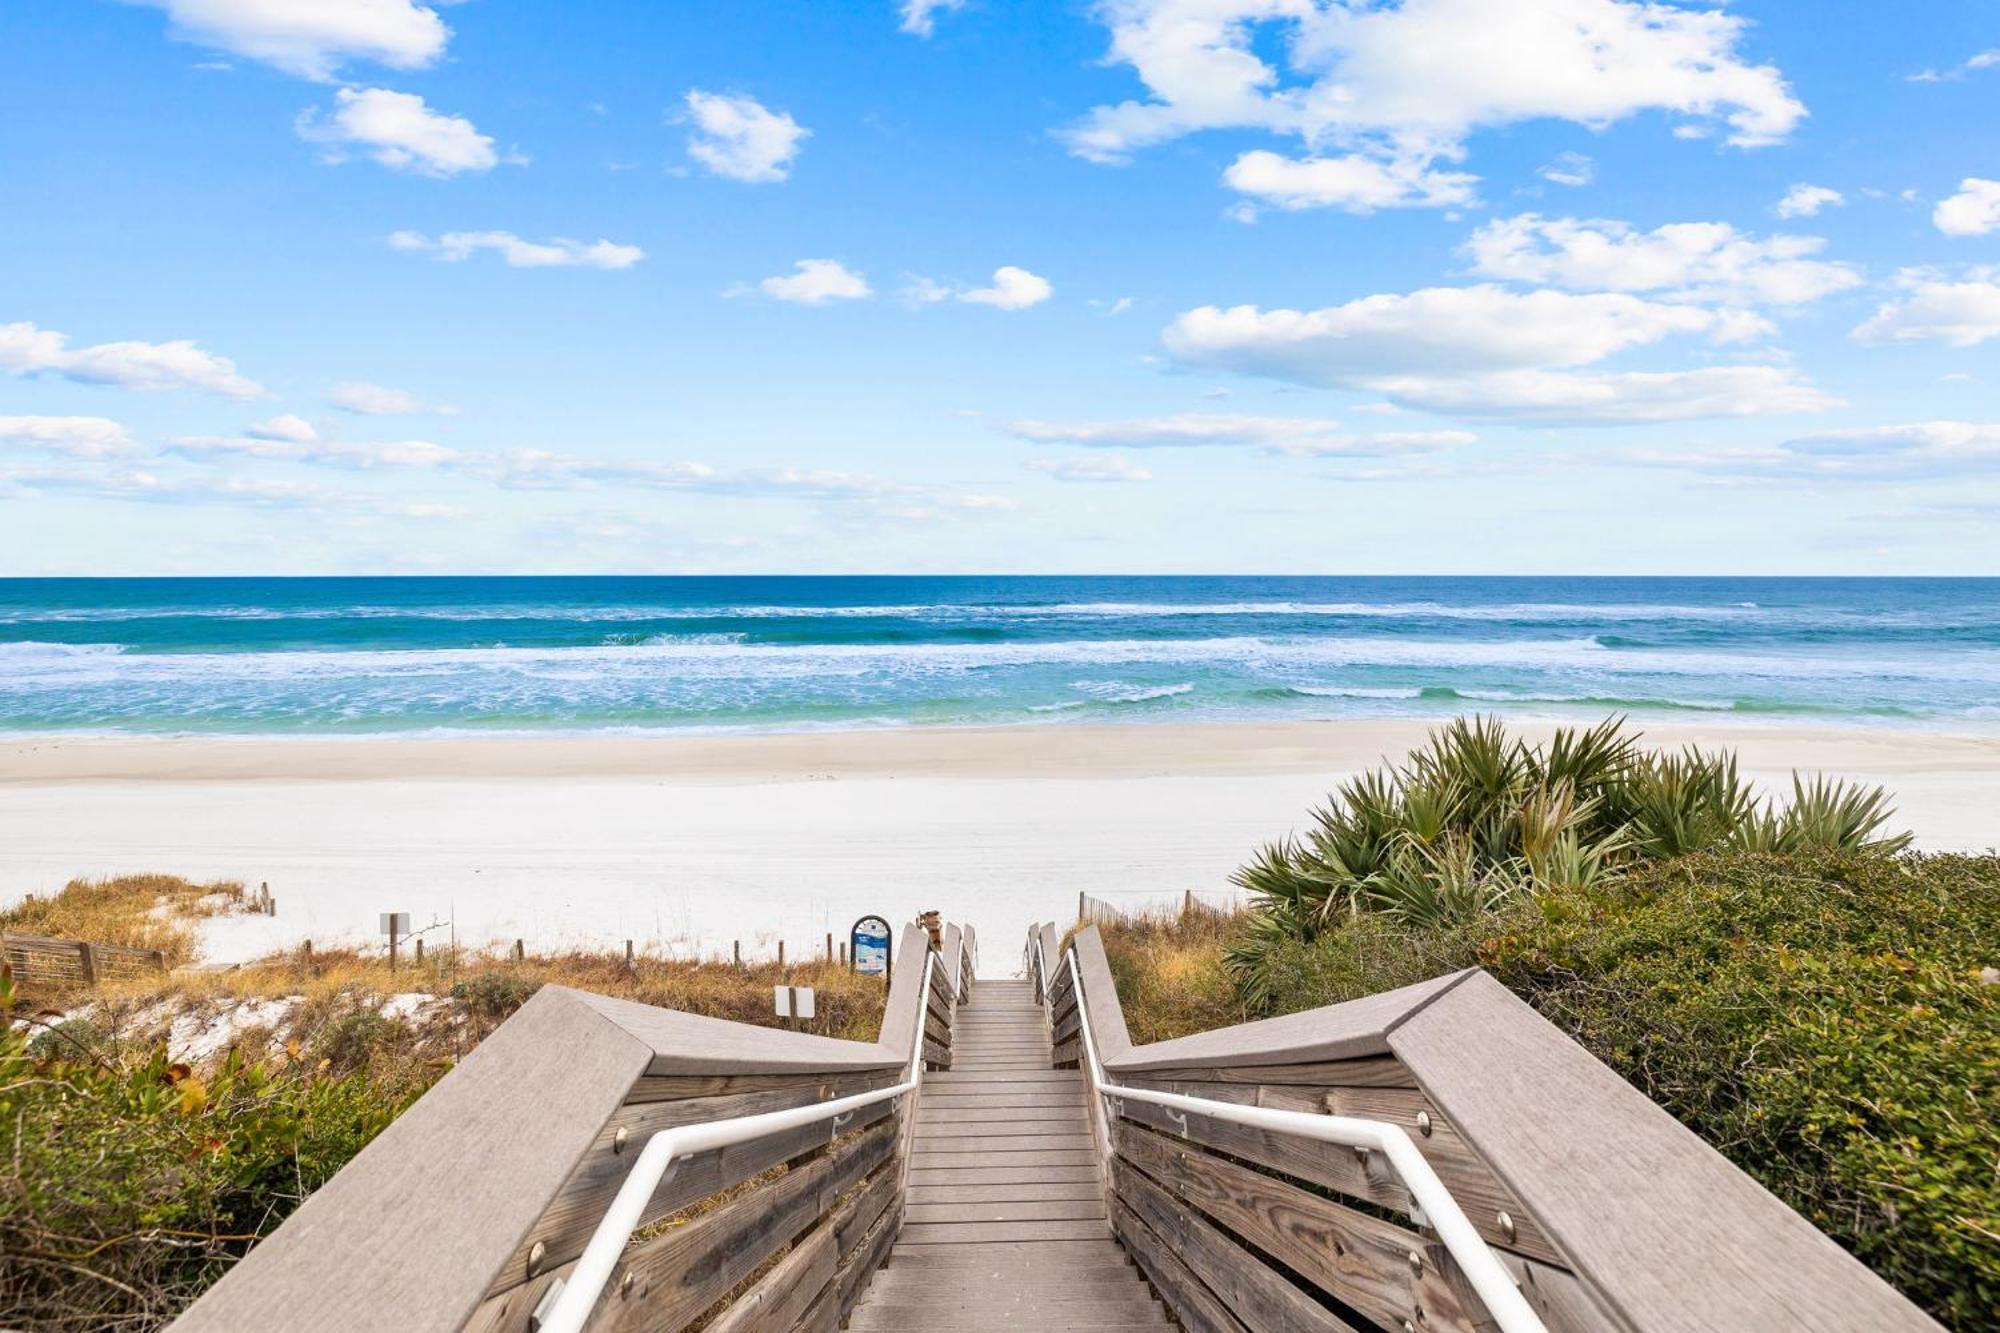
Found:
[848,978,1174,1330]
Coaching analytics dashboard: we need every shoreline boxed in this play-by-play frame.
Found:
[2,719,1994,970]
[7,717,2000,783]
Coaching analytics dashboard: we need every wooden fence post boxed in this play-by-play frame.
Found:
[625,939,634,968]
[513,939,524,962]
[733,939,742,968]
[76,941,98,986]
[414,938,425,965]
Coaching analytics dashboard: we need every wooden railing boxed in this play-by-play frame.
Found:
[1033,922,1942,1333]
[169,921,975,1333]
[2,932,167,988]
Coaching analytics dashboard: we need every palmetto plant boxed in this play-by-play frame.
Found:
[1225,716,1910,1002]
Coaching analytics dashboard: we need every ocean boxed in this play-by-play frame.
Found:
[1,576,1996,737]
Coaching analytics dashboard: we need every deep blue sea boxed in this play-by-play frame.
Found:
[1,576,1996,736]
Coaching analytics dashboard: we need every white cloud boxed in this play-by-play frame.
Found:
[1774,183,1842,219]
[1161,288,1834,423]
[684,90,808,183]
[905,267,1053,310]
[1011,413,1340,450]
[757,259,873,304]
[899,0,965,38]
[1852,269,2000,347]
[246,413,317,443]
[0,415,140,459]
[1934,178,2000,237]
[130,0,450,80]
[1064,0,1802,211]
[1538,152,1594,187]
[297,87,499,176]
[1464,214,1861,305]
[1223,150,1477,213]
[1378,365,1837,424]
[1164,287,1737,383]
[328,381,457,416]
[1025,455,1153,483]
[0,320,264,398]
[965,266,1053,310]
[1628,420,2000,480]
[1266,429,1476,457]
[388,230,645,269]
[1012,413,1475,456]
[170,435,459,469]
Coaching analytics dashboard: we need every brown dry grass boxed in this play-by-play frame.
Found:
[1091,902,1251,1044]
[0,874,253,969]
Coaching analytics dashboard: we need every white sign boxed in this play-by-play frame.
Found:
[773,985,817,1019]
[379,912,411,935]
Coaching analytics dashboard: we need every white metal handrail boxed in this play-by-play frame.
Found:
[535,949,935,1333]
[1040,933,1548,1333]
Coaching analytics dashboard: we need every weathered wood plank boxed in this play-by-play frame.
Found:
[1389,974,1941,1333]
[1114,1155,1358,1333]
[897,1219,1110,1244]
[1111,1197,1248,1333]
[1119,1055,1418,1090]
[173,987,653,1333]
[1322,1085,1558,1265]
[485,1095,894,1300]
[1115,1093,1413,1217]
[1117,1120,1469,1333]
[705,1221,835,1333]
[593,1119,893,1333]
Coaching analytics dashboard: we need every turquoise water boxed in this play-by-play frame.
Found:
[1,577,1996,736]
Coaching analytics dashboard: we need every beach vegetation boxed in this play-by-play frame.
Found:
[1098,850,1999,1327]
[1222,716,1911,1006]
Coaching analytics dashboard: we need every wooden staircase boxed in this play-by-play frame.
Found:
[847,978,1175,1330]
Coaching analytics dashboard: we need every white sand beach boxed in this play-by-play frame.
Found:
[2,721,1995,972]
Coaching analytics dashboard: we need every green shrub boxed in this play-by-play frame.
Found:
[1135,852,1997,1328]
[449,971,541,1029]
[1225,716,1910,1008]
[0,975,438,1331]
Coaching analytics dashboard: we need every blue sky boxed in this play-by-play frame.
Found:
[3,0,1998,575]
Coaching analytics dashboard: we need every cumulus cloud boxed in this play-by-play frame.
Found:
[389,230,645,269]
[1463,214,1861,306]
[1774,183,1842,218]
[1064,0,1803,211]
[1223,150,1477,213]
[129,0,450,80]
[1628,420,2000,481]
[297,87,499,176]
[328,381,457,416]
[1164,287,1741,383]
[1161,287,1835,423]
[684,90,808,183]
[1025,455,1153,483]
[910,266,1054,310]
[0,415,140,459]
[246,413,317,443]
[757,259,873,304]
[1934,178,2000,237]
[0,320,263,398]
[1538,152,1595,187]
[899,0,965,37]
[1852,269,2000,347]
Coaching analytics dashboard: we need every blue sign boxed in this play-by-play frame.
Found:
[850,915,892,977]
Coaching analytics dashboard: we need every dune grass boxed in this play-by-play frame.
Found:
[0,874,255,971]
[1,875,897,1331]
